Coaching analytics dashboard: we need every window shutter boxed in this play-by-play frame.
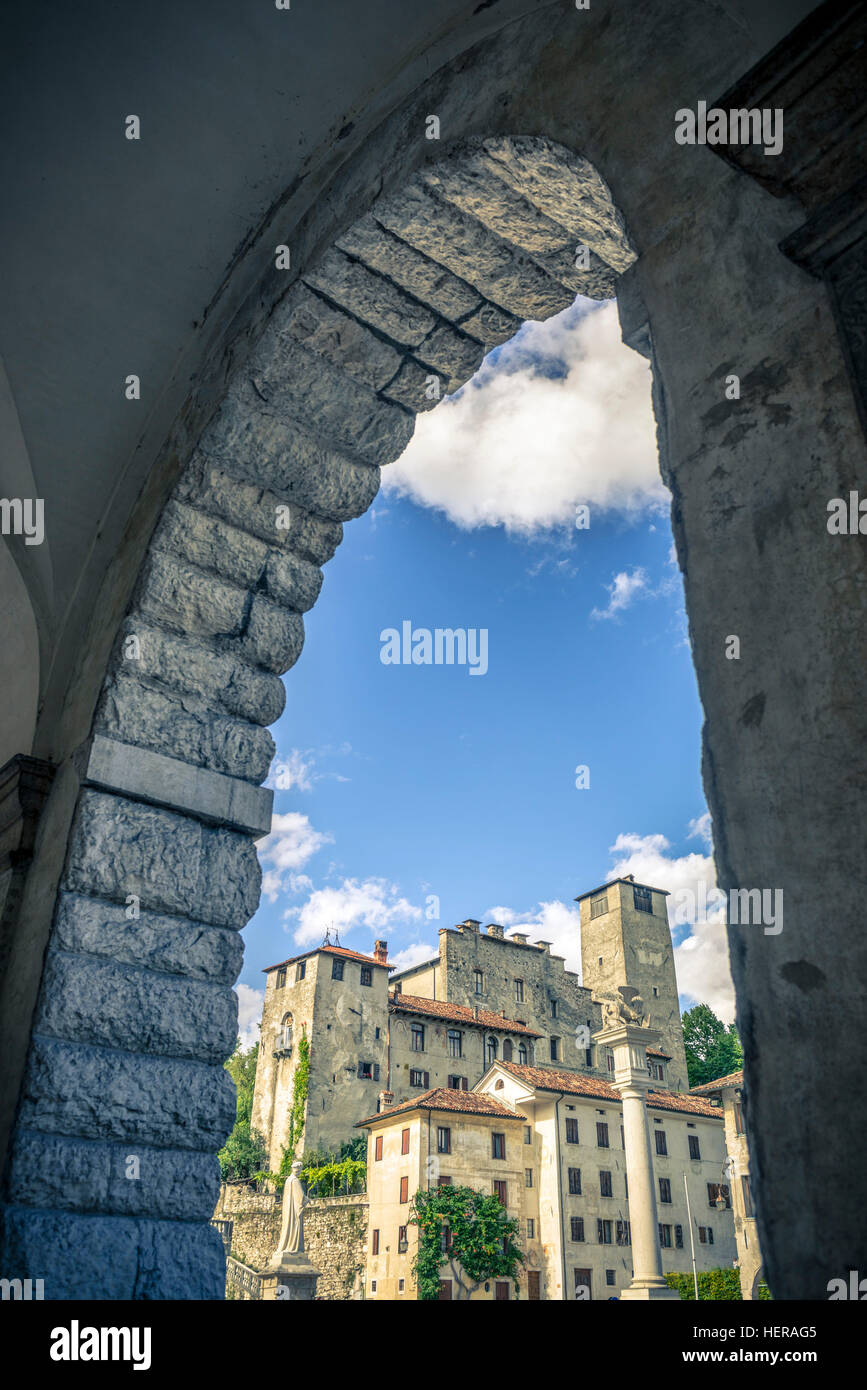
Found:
[461,1076,467,1091]
[597,1218,603,1244]
[373,1063,380,1081]
[423,1071,430,1088]
[356,1060,363,1078]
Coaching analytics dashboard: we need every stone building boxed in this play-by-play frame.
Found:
[691,1069,763,1298]
[359,1062,735,1300]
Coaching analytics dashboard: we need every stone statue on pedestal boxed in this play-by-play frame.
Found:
[275,1160,307,1257]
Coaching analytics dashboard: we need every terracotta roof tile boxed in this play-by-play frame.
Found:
[389,992,539,1036]
[690,1069,744,1095]
[497,1062,724,1119]
[265,943,391,973]
[356,1087,523,1127]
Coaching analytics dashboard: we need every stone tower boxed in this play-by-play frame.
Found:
[577,877,689,1091]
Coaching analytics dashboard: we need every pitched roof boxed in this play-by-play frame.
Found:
[646,1046,671,1059]
[574,876,671,902]
[495,1062,724,1119]
[388,992,539,1036]
[264,943,391,973]
[356,1087,523,1128]
[690,1069,744,1095]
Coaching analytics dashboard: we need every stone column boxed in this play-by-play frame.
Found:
[593,1015,679,1302]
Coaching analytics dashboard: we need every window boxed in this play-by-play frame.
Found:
[568,1167,582,1195]
[624,1175,628,1198]
[371,1280,377,1293]
[549,1037,560,1062]
[633,885,653,914]
[360,966,372,987]
[655,1129,668,1156]
[447,1074,468,1091]
[570,1216,585,1242]
[652,986,659,997]
[597,1219,613,1245]
[502,1039,513,1063]
[371,1229,380,1255]
[515,979,524,1003]
[688,1135,701,1161]
[659,1177,672,1204]
[607,1052,615,1073]
[525,1168,533,1188]
[486,1036,499,1065]
[658,1224,672,1248]
[295,961,306,982]
[550,998,558,1018]
[699,1226,714,1245]
[331,958,344,980]
[517,1042,528,1065]
[492,1132,506,1161]
[437,1176,452,1188]
[493,1180,508,1205]
[590,894,608,919]
[596,1122,609,1148]
[447,1029,462,1058]
[523,1125,532,1146]
[527,1217,535,1240]
[375,1027,381,1040]
[357,1060,380,1080]
[708,1183,731,1210]
[409,1068,429,1088]
[647,1061,664,1081]
[620,1125,625,1149]
[615,1219,631,1246]
[741,1175,753,1218]
[399,1177,409,1204]
[565,1117,579,1144]
[401,1128,410,1155]
[374,1134,383,1161]
[574,1269,592,1299]
[398,1278,405,1293]
[674,1224,683,1249]
[606,1270,616,1287]
[474,969,484,996]
[600,1170,613,1198]
[275,966,287,989]
[734,1101,745,1136]
[437,1127,451,1154]
[410,1023,425,1052]
[441,1225,453,1252]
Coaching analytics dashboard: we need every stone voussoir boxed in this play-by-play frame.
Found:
[264,550,324,613]
[136,549,248,642]
[240,594,305,676]
[150,498,268,592]
[303,245,437,347]
[275,281,403,391]
[336,212,482,320]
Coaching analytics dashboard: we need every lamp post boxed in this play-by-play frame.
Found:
[594,996,679,1302]
[683,1173,699,1300]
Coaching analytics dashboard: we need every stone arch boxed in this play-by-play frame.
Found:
[502,1039,514,1063]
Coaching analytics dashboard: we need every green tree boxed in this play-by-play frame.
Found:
[410,1185,524,1301]
[682,1003,743,1088]
[218,1037,268,1182]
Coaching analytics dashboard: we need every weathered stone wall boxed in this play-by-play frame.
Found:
[214,1185,366,1300]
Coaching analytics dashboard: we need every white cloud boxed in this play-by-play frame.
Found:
[234,983,264,1050]
[591,566,649,620]
[382,299,665,533]
[267,749,315,793]
[388,941,437,974]
[258,813,333,902]
[605,827,736,1022]
[286,876,423,947]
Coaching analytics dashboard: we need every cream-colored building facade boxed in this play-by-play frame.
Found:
[360,1061,736,1300]
[691,1069,763,1298]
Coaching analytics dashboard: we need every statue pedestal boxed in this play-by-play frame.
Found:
[262,1252,320,1301]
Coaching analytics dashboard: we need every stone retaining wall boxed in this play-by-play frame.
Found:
[215,1184,367,1300]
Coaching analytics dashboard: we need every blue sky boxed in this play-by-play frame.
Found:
[236,299,733,1041]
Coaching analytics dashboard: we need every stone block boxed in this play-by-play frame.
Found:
[136,549,247,640]
[53,891,244,984]
[95,673,275,784]
[458,300,521,346]
[33,948,238,1064]
[18,1035,237,1150]
[415,322,485,386]
[304,246,436,346]
[241,595,305,675]
[275,282,402,389]
[64,790,261,928]
[151,499,268,590]
[264,550,323,613]
[249,337,414,466]
[337,212,481,319]
[381,358,442,413]
[5,1132,222,1222]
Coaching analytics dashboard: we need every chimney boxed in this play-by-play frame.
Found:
[511,932,529,945]
[374,940,388,964]
[536,940,552,953]
[473,1005,480,1022]
[487,923,504,939]
[460,919,480,933]
[379,1090,394,1110]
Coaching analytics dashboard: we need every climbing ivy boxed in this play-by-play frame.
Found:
[409,1185,524,1301]
[286,1032,310,1163]
[301,1156,366,1197]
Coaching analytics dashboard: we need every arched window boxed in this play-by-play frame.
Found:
[502,1039,513,1063]
[486,1036,498,1065]
[518,1042,528,1065]
[279,1012,293,1051]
